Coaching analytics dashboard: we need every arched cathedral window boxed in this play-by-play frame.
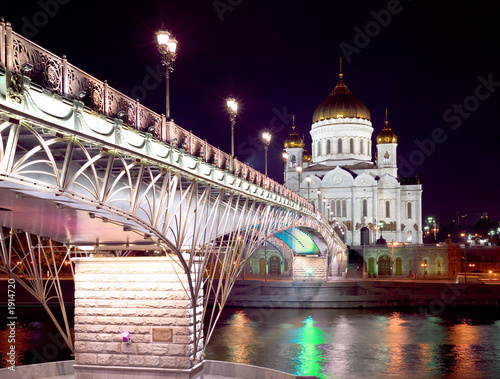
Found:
[386,201,390,218]
[384,151,390,163]
[350,138,354,153]
[407,202,412,219]
[362,199,368,217]
[342,200,347,217]
[326,139,331,154]
[317,141,321,156]
[338,138,342,153]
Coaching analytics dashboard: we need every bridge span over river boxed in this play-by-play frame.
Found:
[0,21,346,378]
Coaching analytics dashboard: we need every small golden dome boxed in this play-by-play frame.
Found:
[284,124,304,149]
[376,110,398,144]
[303,148,312,163]
[312,61,370,123]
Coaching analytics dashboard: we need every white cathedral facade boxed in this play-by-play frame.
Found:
[284,69,423,246]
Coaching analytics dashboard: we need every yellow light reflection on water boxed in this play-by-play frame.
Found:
[386,312,408,375]
[224,310,257,365]
[448,322,478,376]
[293,315,326,379]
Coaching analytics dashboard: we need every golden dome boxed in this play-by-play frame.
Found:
[284,124,304,149]
[312,63,371,123]
[303,148,312,163]
[376,110,398,144]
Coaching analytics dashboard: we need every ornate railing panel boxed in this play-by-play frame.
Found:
[0,21,315,210]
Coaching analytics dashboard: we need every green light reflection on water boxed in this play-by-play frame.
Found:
[292,315,326,379]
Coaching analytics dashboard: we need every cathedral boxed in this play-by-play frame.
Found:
[283,65,423,247]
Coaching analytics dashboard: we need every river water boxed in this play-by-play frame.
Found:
[205,306,500,379]
[2,306,500,378]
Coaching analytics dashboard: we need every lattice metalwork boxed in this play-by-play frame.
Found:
[0,229,89,353]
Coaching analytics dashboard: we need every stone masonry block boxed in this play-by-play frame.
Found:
[74,341,86,353]
[169,309,191,318]
[152,344,170,355]
[102,316,129,325]
[144,355,161,367]
[135,343,152,355]
[75,353,97,365]
[104,308,122,316]
[151,308,173,317]
[128,354,146,366]
[95,333,115,342]
[74,324,86,333]
[84,324,105,333]
[104,342,122,354]
[111,354,129,366]
[102,324,126,334]
[176,317,191,327]
[74,332,92,341]
[86,341,106,353]
[120,308,136,317]
[169,344,187,357]
[175,357,191,369]
[172,326,190,336]
[111,325,149,335]
[174,300,192,309]
[75,315,97,325]
[134,317,171,326]
[174,335,190,344]
[134,308,152,317]
[127,317,153,326]
[159,356,177,368]
[96,354,113,365]
[74,299,98,308]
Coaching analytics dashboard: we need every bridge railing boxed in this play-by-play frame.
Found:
[0,20,320,214]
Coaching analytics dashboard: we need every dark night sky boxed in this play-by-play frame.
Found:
[2,1,500,222]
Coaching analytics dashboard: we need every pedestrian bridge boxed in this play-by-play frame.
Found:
[0,21,346,377]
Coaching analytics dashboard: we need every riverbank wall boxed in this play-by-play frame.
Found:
[210,279,500,309]
[2,277,500,309]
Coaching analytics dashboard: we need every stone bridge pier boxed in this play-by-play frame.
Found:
[72,256,204,379]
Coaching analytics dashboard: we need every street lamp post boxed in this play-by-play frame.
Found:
[391,240,395,280]
[226,97,238,157]
[327,204,330,222]
[322,197,326,217]
[282,151,289,187]
[156,27,178,121]
[262,131,272,176]
[461,232,467,283]
[296,166,302,195]
[306,176,311,202]
[421,262,427,278]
